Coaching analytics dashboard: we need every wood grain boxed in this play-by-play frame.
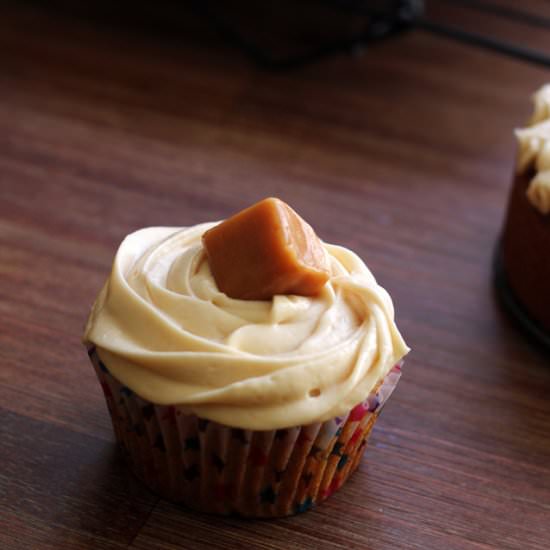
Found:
[426,0,550,56]
[1,2,549,549]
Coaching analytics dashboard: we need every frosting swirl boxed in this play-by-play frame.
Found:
[516,84,550,214]
[84,224,409,430]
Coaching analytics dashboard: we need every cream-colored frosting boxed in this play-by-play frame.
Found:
[528,84,550,125]
[527,171,550,214]
[84,224,409,430]
[516,84,550,214]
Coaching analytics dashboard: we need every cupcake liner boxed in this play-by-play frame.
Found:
[89,346,402,517]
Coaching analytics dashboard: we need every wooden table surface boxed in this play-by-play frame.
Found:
[1,2,549,549]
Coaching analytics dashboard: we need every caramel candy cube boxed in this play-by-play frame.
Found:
[202,198,330,300]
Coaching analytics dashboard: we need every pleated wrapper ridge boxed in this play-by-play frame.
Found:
[89,346,402,517]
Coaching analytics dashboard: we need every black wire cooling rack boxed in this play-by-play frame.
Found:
[187,0,550,70]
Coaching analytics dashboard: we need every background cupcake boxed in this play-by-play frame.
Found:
[500,85,550,341]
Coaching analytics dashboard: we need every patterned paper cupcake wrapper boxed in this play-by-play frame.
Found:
[89,346,402,517]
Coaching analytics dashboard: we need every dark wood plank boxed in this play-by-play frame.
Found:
[0,409,158,548]
[425,0,550,56]
[1,2,549,549]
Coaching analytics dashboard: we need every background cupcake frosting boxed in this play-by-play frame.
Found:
[515,84,550,214]
[84,223,409,430]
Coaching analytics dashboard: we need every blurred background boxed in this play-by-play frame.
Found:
[8,0,550,69]
[2,1,550,550]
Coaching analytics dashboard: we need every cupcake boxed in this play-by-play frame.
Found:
[500,84,550,338]
[84,197,409,517]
